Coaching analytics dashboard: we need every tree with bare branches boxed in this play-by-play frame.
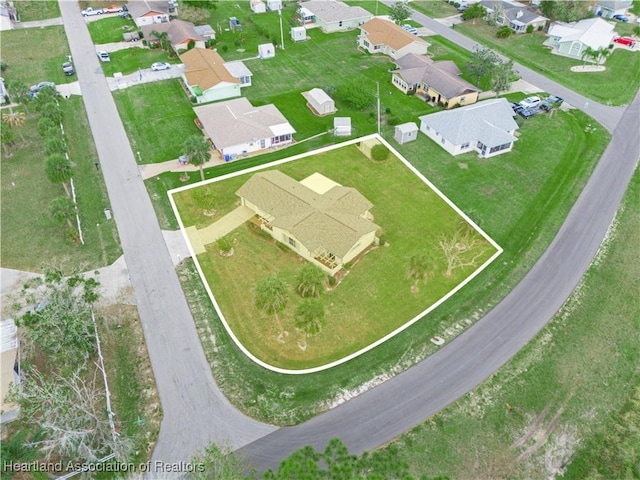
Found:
[439,225,486,277]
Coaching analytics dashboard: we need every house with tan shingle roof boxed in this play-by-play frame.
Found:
[391,54,480,109]
[358,18,429,60]
[236,171,380,274]
[180,48,241,103]
[194,97,296,159]
[140,19,205,53]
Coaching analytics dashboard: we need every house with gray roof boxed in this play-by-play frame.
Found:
[194,97,295,160]
[301,0,372,33]
[418,98,519,158]
[392,54,480,109]
[480,0,548,33]
[593,0,633,19]
[127,0,176,27]
[236,171,379,274]
[544,18,616,61]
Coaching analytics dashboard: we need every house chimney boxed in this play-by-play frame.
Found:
[516,10,524,18]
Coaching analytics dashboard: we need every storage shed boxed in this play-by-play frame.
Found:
[267,0,282,11]
[334,117,352,136]
[250,0,266,14]
[307,88,336,115]
[394,122,418,144]
[291,26,306,42]
[258,43,275,59]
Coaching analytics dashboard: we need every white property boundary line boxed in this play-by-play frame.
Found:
[168,134,503,375]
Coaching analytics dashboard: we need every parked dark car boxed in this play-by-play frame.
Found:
[518,106,539,119]
[540,95,564,112]
[510,102,524,116]
[62,61,75,76]
[612,14,629,22]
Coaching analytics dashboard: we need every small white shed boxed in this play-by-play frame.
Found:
[334,117,352,136]
[394,122,418,144]
[308,88,335,115]
[267,0,282,11]
[250,0,266,13]
[258,43,275,59]
[291,26,306,42]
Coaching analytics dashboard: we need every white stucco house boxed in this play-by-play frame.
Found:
[418,98,519,158]
[358,18,429,60]
[300,1,372,33]
[127,0,174,27]
[544,18,616,61]
[180,48,241,103]
[593,0,633,19]
[236,171,380,274]
[194,97,295,160]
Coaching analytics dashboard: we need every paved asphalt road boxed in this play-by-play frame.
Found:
[237,15,640,474]
[58,0,276,466]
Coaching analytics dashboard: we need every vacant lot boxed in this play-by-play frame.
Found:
[174,144,497,369]
[412,0,459,18]
[101,47,178,76]
[13,0,60,21]
[455,22,640,105]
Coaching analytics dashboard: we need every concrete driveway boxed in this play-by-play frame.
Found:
[186,205,254,255]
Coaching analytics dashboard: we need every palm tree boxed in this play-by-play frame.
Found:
[182,134,211,181]
[581,46,597,66]
[407,253,431,292]
[45,154,73,196]
[1,125,15,157]
[151,30,172,53]
[294,298,325,335]
[595,46,611,64]
[49,196,76,229]
[2,110,26,143]
[296,264,325,298]
[255,275,289,332]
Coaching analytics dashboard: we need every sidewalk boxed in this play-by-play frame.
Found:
[11,17,63,29]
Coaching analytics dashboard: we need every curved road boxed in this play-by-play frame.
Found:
[237,16,640,474]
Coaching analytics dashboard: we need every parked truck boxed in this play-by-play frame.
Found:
[81,7,103,16]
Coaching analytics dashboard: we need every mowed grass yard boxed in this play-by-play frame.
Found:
[174,145,497,369]
[1,27,77,87]
[13,0,60,21]
[1,99,122,272]
[87,15,138,44]
[100,47,178,76]
[455,22,640,105]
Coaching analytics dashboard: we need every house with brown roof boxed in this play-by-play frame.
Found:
[127,0,175,27]
[180,48,241,103]
[141,19,205,52]
[392,54,480,109]
[236,171,380,274]
[194,97,296,159]
[358,18,429,60]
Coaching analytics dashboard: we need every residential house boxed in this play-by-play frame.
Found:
[180,48,241,103]
[358,18,429,60]
[194,97,295,159]
[480,0,548,33]
[236,171,379,274]
[224,61,253,87]
[301,1,372,33]
[418,98,519,158]
[391,54,480,109]
[127,0,175,27]
[141,19,205,52]
[267,0,282,11]
[193,24,216,42]
[250,0,266,14]
[593,0,633,19]
[544,18,616,61]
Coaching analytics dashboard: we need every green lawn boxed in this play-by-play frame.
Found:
[87,15,138,44]
[100,48,177,76]
[1,99,122,272]
[411,0,460,19]
[0,27,76,87]
[174,144,497,370]
[112,80,201,164]
[13,0,60,21]
[455,21,640,105]
[344,0,393,16]
[386,171,640,479]
[175,105,609,424]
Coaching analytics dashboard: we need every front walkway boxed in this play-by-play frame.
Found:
[185,205,254,255]
[11,17,63,29]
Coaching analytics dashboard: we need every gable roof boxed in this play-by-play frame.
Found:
[308,88,333,105]
[126,0,168,18]
[194,98,295,150]
[480,0,547,25]
[236,171,379,258]
[303,0,372,23]
[140,19,204,47]
[359,17,429,51]
[419,98,518,148]
[180,48,239,91]
[393,56,479,97]
[223,60,253,79]
[548,17,615,49]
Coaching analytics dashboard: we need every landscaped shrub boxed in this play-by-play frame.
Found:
[371,144,390,161]
[221,44,228,53]
[37,117,56,137]
[343,262,353,270]
[496,26,512,38]
[378,234,387,246]
[328,276,337,287]
[276,241,290,252]
[526,24,534,33]
[538,25,544,31]
[44,136,66,156]
[216,236,233,253]
[385,107,392,114]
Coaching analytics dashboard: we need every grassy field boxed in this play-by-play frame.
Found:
[100,47,178,76]
[13,0,60,21]
[113,80,201,164]
[175,106,610,424]
[455,22,640,105]
[1,98,122,272]
[385,171,640,479]
[173,144,497,369]
[412,0,460,18]
[0,27,77,87]
[87,15,138,44]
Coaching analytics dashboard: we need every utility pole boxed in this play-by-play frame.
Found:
[279,7,285,50]
[376,81,381,136]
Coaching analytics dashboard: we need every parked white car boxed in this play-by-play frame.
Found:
[97,51,110,62]
[151,62,171,71]
[519,96,541,109]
